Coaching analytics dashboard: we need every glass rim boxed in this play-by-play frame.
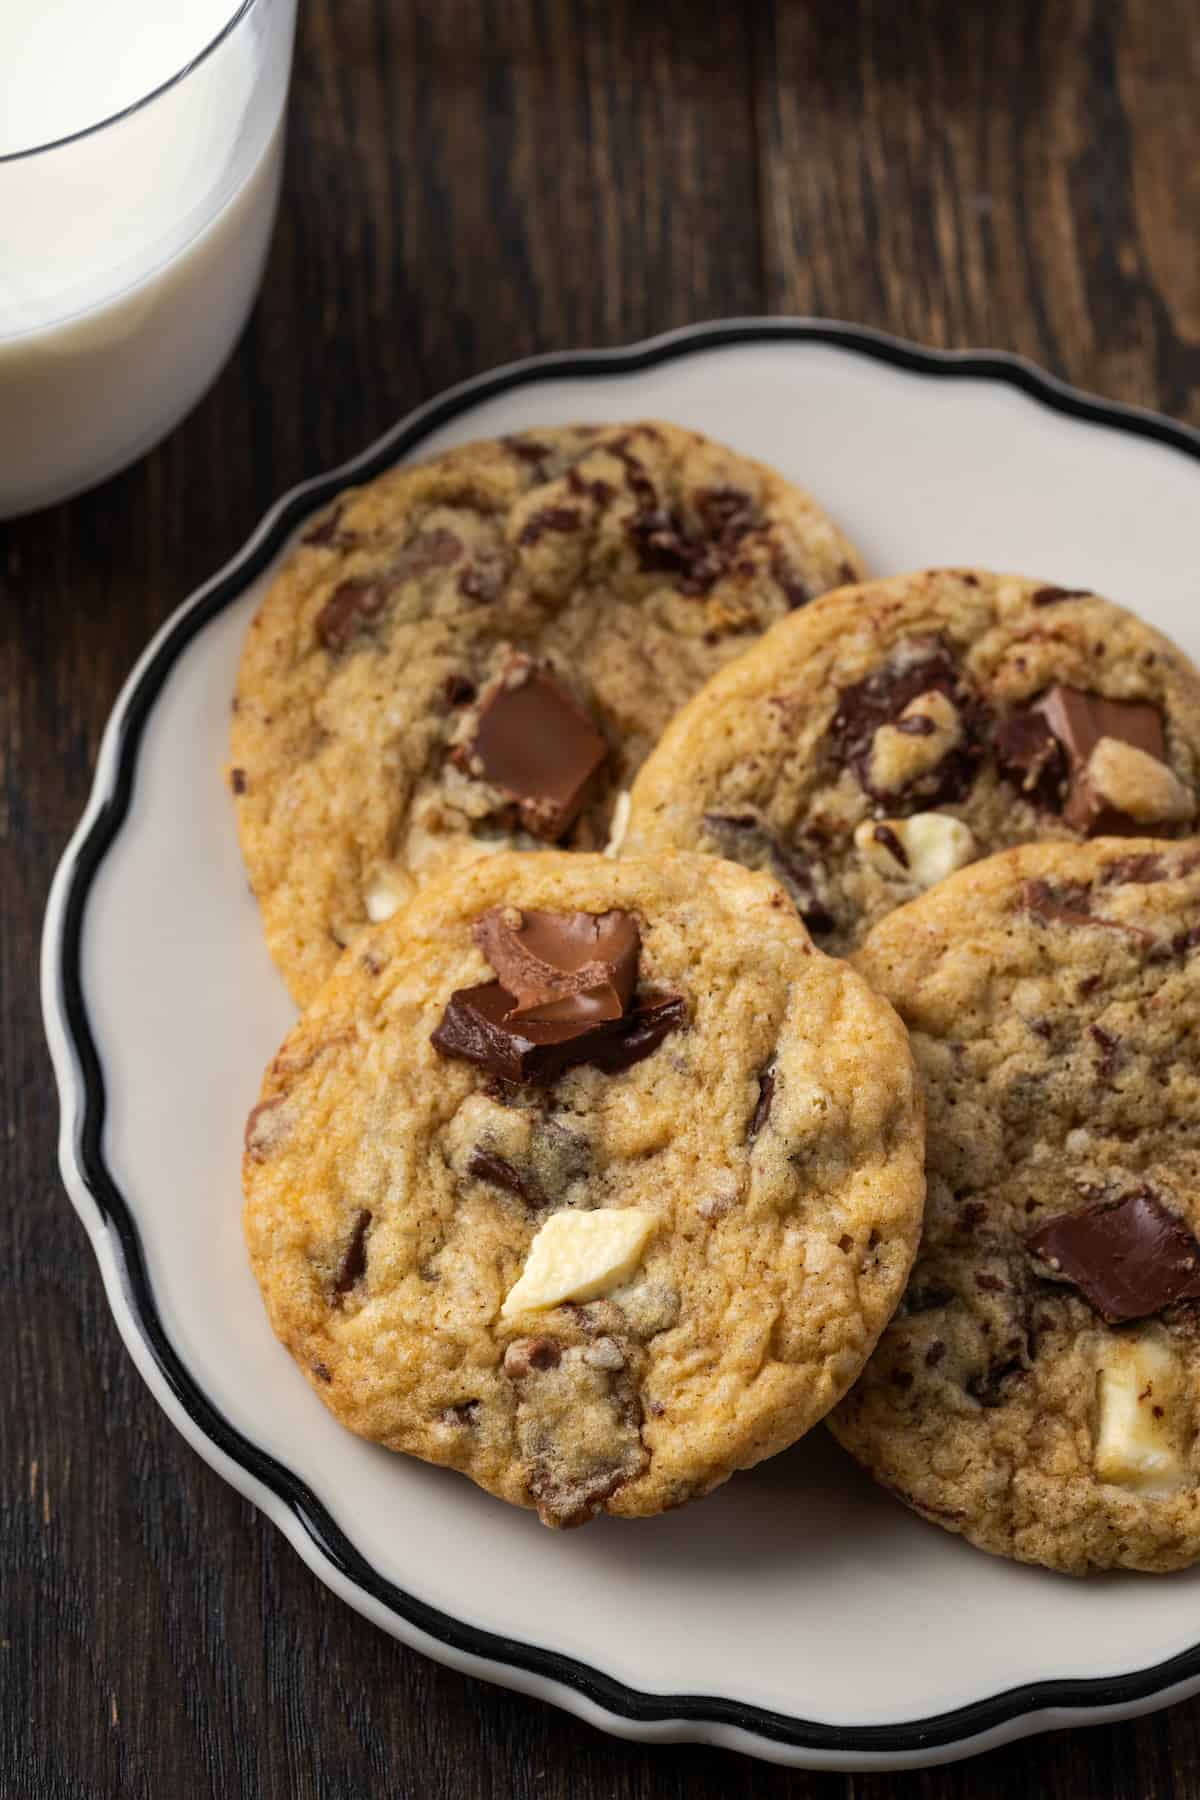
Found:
[0,0,259,166]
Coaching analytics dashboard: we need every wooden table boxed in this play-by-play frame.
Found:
[6,1,1200,1793]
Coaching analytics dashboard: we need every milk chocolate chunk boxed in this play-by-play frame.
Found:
[467,660,608,840]
[316,579,389,653]
[432,981,685,1085]
[1027,1189,1200,1323]
[1034,685,1168,834]
[473,907,638,1022]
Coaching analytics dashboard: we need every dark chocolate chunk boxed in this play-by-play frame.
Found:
[994,709,1067,807]
[432,982,685,1085]
[473,907,638,1023]
[703,812,834,934]
[1031,585,1090,607]
[625,483,760,597]
[333,1209,372,1299]
[749,1068,775,1140]
[466,1148,543,1207]
[517,506,582,547]
[1027,1188,1200,1323]
[465,659,608,840]
[770,550,813,611]
[967,1357,1027,1407]
[316,579,390,653]
[828,638,984,808]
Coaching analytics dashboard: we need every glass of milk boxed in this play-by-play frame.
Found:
[0,0,298,517]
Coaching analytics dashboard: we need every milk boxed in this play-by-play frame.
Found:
[0,0,296,516]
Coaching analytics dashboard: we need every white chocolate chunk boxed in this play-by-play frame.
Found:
[853,812,975,888]
[364,874,404,922]
[867,689,962,793]
[1086,737,1193,825]
[604,789,632,857]
[500,1208,655,1319]
[1095,1333,1188,1493]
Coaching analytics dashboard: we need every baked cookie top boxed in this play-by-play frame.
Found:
[242,851,924,1527]
[833,839,1200,1573]
[230,422,864,1001]
[623,569,1200,956]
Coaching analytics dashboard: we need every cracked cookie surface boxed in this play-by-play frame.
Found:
[242,851,924,1526]
[230,422,864,1002]
[832,839,1200,1573]
[623,569,1200,956]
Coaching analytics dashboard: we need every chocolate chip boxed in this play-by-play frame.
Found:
[828,638,983,807]
[229,767,247,795]
[466,1148,543,1207]
[463,659,608,841]
[1027,1188,1200,1323]
[769,551,812,610]
[974,1272,1007,1293]
[1031,585,1090,607]
[1019,877,1149,939]
[244,1098,283,1162]
[873,823,909,868]
[432,982,686,1085]
[505,436,553,471]
[967,1358,1026,1407]
[444,673,476,707]
[316,579,390,654]
[503,1337,562,1377]
[1089,1024,1122,1079]
[565,467,614,505]
[518,506,582,547]
[472,907,639,1023]
[393,527,463,579]
[311,1360,332,1383]
[749,1068,775,1140]
[837,1232,855,1253]
[333,1209,372,1300]
[1101,852,1169,885]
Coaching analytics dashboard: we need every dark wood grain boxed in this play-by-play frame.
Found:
[3,1,1200,1795]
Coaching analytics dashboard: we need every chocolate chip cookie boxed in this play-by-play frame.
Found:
[242,851,924,1527]
[230,423,864,1002]
[623,569,1200,955]
[832,839,1200,1573]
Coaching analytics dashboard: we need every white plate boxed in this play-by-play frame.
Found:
[42,320,1200,1771]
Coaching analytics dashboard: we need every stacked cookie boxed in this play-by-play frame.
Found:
[233,423,1200,1570]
